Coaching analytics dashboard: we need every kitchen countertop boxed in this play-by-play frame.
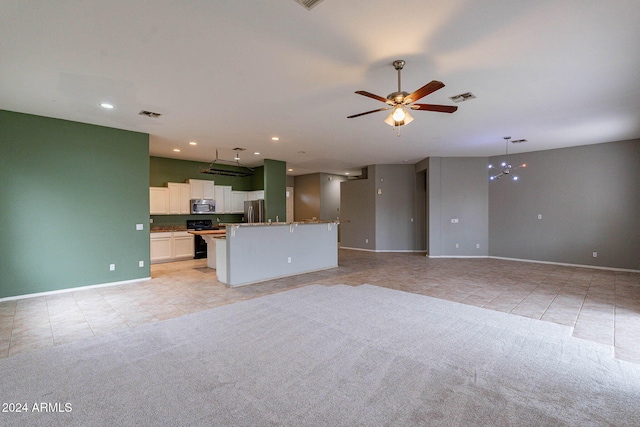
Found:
[187,229,227,235]
[150,226,187,233]
[218,220,348,227]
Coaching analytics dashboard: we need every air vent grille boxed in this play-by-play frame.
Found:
[139,110,162,118]
[294,0,324,10]
[511,139,527,144]
[449,92,476,103]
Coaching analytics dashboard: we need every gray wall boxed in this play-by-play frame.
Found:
[489,139,640,270]
[373,165,417,251]
[320,174,348,221]
[341,165,417,251]
[428,157,489,257]
[340,167,376,250]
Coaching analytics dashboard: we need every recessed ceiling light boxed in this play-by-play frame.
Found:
[287,168,293,172]
[345,172,350,175]
[189,141,197,145]
[173,149,181,152]
[100,103,114,109]
[272,137,280,141]
[254,151,260,155]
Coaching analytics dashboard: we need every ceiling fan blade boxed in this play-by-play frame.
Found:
[410,103,458,113]
[404,80,445,103]
[355,91,392,104]
[347,107,390,119]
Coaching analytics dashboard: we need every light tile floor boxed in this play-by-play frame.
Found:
[1,250,639,363]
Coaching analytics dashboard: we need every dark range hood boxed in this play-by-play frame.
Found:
[200,148,255,177]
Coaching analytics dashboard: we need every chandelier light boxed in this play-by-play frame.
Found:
[488,136,527,181]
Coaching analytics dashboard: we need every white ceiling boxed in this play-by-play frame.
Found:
[2,0,639,176]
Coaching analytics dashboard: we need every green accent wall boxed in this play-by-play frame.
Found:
[263,159,286,221]
[0,110,150,298]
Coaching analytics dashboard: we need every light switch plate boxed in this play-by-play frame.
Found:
[136,223,144,230]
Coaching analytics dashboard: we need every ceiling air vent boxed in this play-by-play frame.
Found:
[138,110,162,118]
[449,92,476,103]
[294,0,324,10]
[511,139,527,144]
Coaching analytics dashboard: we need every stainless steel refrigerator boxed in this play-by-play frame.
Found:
[244,199,265,223]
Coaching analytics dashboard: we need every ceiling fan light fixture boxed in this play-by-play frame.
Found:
[384,109,414,127]
[392,106,406,122]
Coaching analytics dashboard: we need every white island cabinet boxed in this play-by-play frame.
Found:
[216,221,341,287]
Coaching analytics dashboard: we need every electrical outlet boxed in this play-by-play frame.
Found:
[451,218,459,223]
[365,239,369,243]
[150,218,154,223]
[537,214,542,220]
[109,264,116,271]
[139,261,144,267]
[592,251,598,258]
[287,257,292,263]
[455,243,459,248]
[476,244,480,249]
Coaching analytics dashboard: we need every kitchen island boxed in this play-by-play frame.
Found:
[187,229,226,268]
[212,221,342,287]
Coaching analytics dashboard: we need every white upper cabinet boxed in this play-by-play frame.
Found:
[231,191,248,213]
[214,185,233,213]
[168,182,191,214]
[150,187,169,214]
[247,190,264,201]
[188,179,215,200]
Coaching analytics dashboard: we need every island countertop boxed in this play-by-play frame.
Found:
[187,229,227,236]
[218,220,348,227]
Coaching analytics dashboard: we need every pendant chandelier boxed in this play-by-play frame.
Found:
[488,136,526,181]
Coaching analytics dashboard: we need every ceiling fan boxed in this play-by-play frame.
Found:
[347,60,458,128]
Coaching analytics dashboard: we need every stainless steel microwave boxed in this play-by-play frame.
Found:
[190,199,216,214]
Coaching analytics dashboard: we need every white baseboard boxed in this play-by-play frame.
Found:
[487,256,640,273]
[340,246,426,253]
[0,277,152,302]
[426,254,638,273]
[428,255,488,259]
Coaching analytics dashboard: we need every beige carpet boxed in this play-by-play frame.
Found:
[1,284,639,426]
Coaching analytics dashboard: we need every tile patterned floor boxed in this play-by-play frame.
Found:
[1,250,639,363]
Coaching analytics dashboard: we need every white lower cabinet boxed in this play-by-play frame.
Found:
[150,231,194,263]
[150,232,173,263]
[173,232,195,259]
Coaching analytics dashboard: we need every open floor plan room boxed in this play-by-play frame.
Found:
[1,250,639,364]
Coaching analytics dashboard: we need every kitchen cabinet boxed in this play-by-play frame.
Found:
[150,231,194,263]
[150,232,173,263]
[168,183,191,214]
[189,179,215,200]
[173,231,195,259]
[150,187,169,215]
[247,190,264,201]
[214,185,232,213]
[231,191,247,213]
